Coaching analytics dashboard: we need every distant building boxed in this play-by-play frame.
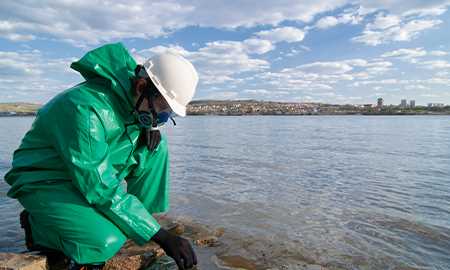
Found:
[377,98,384,107]
[410,100,415,108]
[400,99,407,108]
[428,103,445,108]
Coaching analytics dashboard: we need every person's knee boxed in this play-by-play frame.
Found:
[67,228,127,264]
[96,230,127,262]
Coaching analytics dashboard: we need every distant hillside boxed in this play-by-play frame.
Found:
[186,99,450,115]
[186,99,320,115]
[1,100,448,117]
[0,102,41,116]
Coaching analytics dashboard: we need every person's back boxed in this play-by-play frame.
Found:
[6,77,128,197]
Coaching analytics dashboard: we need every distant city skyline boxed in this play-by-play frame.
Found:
[374,98,444,107]
[0,1,450,105]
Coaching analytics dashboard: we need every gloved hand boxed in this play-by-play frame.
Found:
[152,228,197,270]
[138,128,161,152]
[145,128,161,152]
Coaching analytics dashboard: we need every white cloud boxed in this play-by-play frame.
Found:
[136,41,270,87]
[0,51,42,77]
[186,0,350,27]
[402,7,448,17]
[250,57,393,95]
[353,19,442,46]
[397,19,442,40]
[0,21,36,41]
[0,0,447,49]
[316,16,339,29]
[429,50,448,56]
[244,89,271,95]
[134,37,276,90]
[364,61,393,75]
[381,48,450,64]
[0,1,194,46]
[295,61,354,74]
[255,27,305,43]
[360,1,450,15]
[135,45,188,63]
[351,1,449,46]
[424,77,450,85]
[0,49,80,102]
[243,39,275,54]
[381,48,428,63]
[282,59,391,77]
[314,7,363,29]
[419,60,450,70]
[405,84,429,90]
[202,91,238,100]
[381,48,427,58]
[0,0,347,46]
[367,13,401,30]
[353,79,400,86]
[434,71,450,77]
[193,39,275,56]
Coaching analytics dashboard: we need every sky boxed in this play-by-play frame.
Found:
[0,1,449,105]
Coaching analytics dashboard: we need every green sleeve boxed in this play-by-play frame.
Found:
[48,100,160,245]
[125,136,170,214]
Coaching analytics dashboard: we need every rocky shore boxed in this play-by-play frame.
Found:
[0,215,331,270]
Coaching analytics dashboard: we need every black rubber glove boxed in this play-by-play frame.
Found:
[138,128,161,152]
[152,228,197,270]
[145,128,161,152]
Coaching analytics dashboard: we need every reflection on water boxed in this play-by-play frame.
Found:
[1,116,450,269]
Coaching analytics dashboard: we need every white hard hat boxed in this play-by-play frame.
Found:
[142,53,198,117]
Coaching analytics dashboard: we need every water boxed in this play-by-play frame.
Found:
[1,116,449,269]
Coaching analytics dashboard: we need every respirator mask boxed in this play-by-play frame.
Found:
[133,65,176,151]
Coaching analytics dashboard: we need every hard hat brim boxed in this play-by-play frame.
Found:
[145,72,187,117]
[160,90,186,117]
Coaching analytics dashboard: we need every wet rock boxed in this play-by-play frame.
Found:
[155,216,185,236]
[103,240,165,270]
[306,265,323,270]
[168,223,185,236]
[144,255,179,270]
[214,255,259,270]
[104,251,157,270]
[213,228,225,238]
[266,263,326,270]
[156,216,222,248]
[193,236,219,247]
[0,252,48,270]
[116,240,164,257]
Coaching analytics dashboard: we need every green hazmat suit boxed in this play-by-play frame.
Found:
[4,43,170,264]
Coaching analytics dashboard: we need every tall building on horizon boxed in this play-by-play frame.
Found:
[410,100,415,108]
[400,99,407,108]
[377,97,384,107]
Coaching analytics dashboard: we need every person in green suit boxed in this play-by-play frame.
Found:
[4,43,199,270]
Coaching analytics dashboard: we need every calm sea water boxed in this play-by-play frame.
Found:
[1,116,449,269]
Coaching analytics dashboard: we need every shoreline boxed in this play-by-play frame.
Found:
[1,112,450,117]
[187,112,450,116]
[0,214,332,270]
[2,101,449,117]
